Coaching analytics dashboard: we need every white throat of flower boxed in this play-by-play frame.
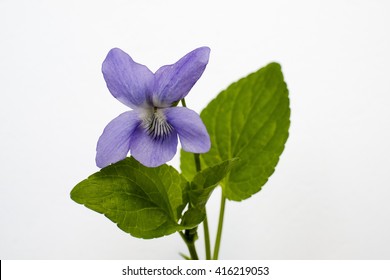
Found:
[140,108,173,141]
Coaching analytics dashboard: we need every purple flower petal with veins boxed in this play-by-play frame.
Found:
[96,47,211,168]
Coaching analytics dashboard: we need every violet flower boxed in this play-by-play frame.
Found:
[96,47,211,168]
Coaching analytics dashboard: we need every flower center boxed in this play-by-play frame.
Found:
[143,108,173,141]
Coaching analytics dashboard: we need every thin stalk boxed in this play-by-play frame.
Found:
[203,215,212,260]
[181,98,211,260]
[194,153,211,259]
[179,231,199,260]
[180,97,211,260]
[194,153,201,172]
[213,194,227,260]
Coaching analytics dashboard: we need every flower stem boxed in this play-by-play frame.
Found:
[180,98,212,260]
[194,153,201,172]
[180,231,199,260]
[213,193,226,260]
[203,215,212,260]
[194,153,211,260]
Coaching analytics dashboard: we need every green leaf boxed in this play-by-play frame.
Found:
[180,158,239,227]
[71,157,189,239]
[180,207,205,228]
[190,158,239,209]
[181,63,290,201]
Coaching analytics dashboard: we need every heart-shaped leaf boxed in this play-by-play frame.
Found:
[181,63,290,201]
[71,157,189,239]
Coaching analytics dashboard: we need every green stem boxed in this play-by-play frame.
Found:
[194,153,201,172]
[203,215,212,260]
[193,153,211,260]
[213,194,227,260]
[181,97,209,260]
[181,97,211,260]
[180,231,199,260]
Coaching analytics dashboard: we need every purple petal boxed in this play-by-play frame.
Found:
[102,48,154,109]
[129,126,178,167]
[96,111,141,168]
[164,107,210,153]
[153,47,210,107]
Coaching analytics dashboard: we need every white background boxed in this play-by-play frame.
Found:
[1,0,389,259]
